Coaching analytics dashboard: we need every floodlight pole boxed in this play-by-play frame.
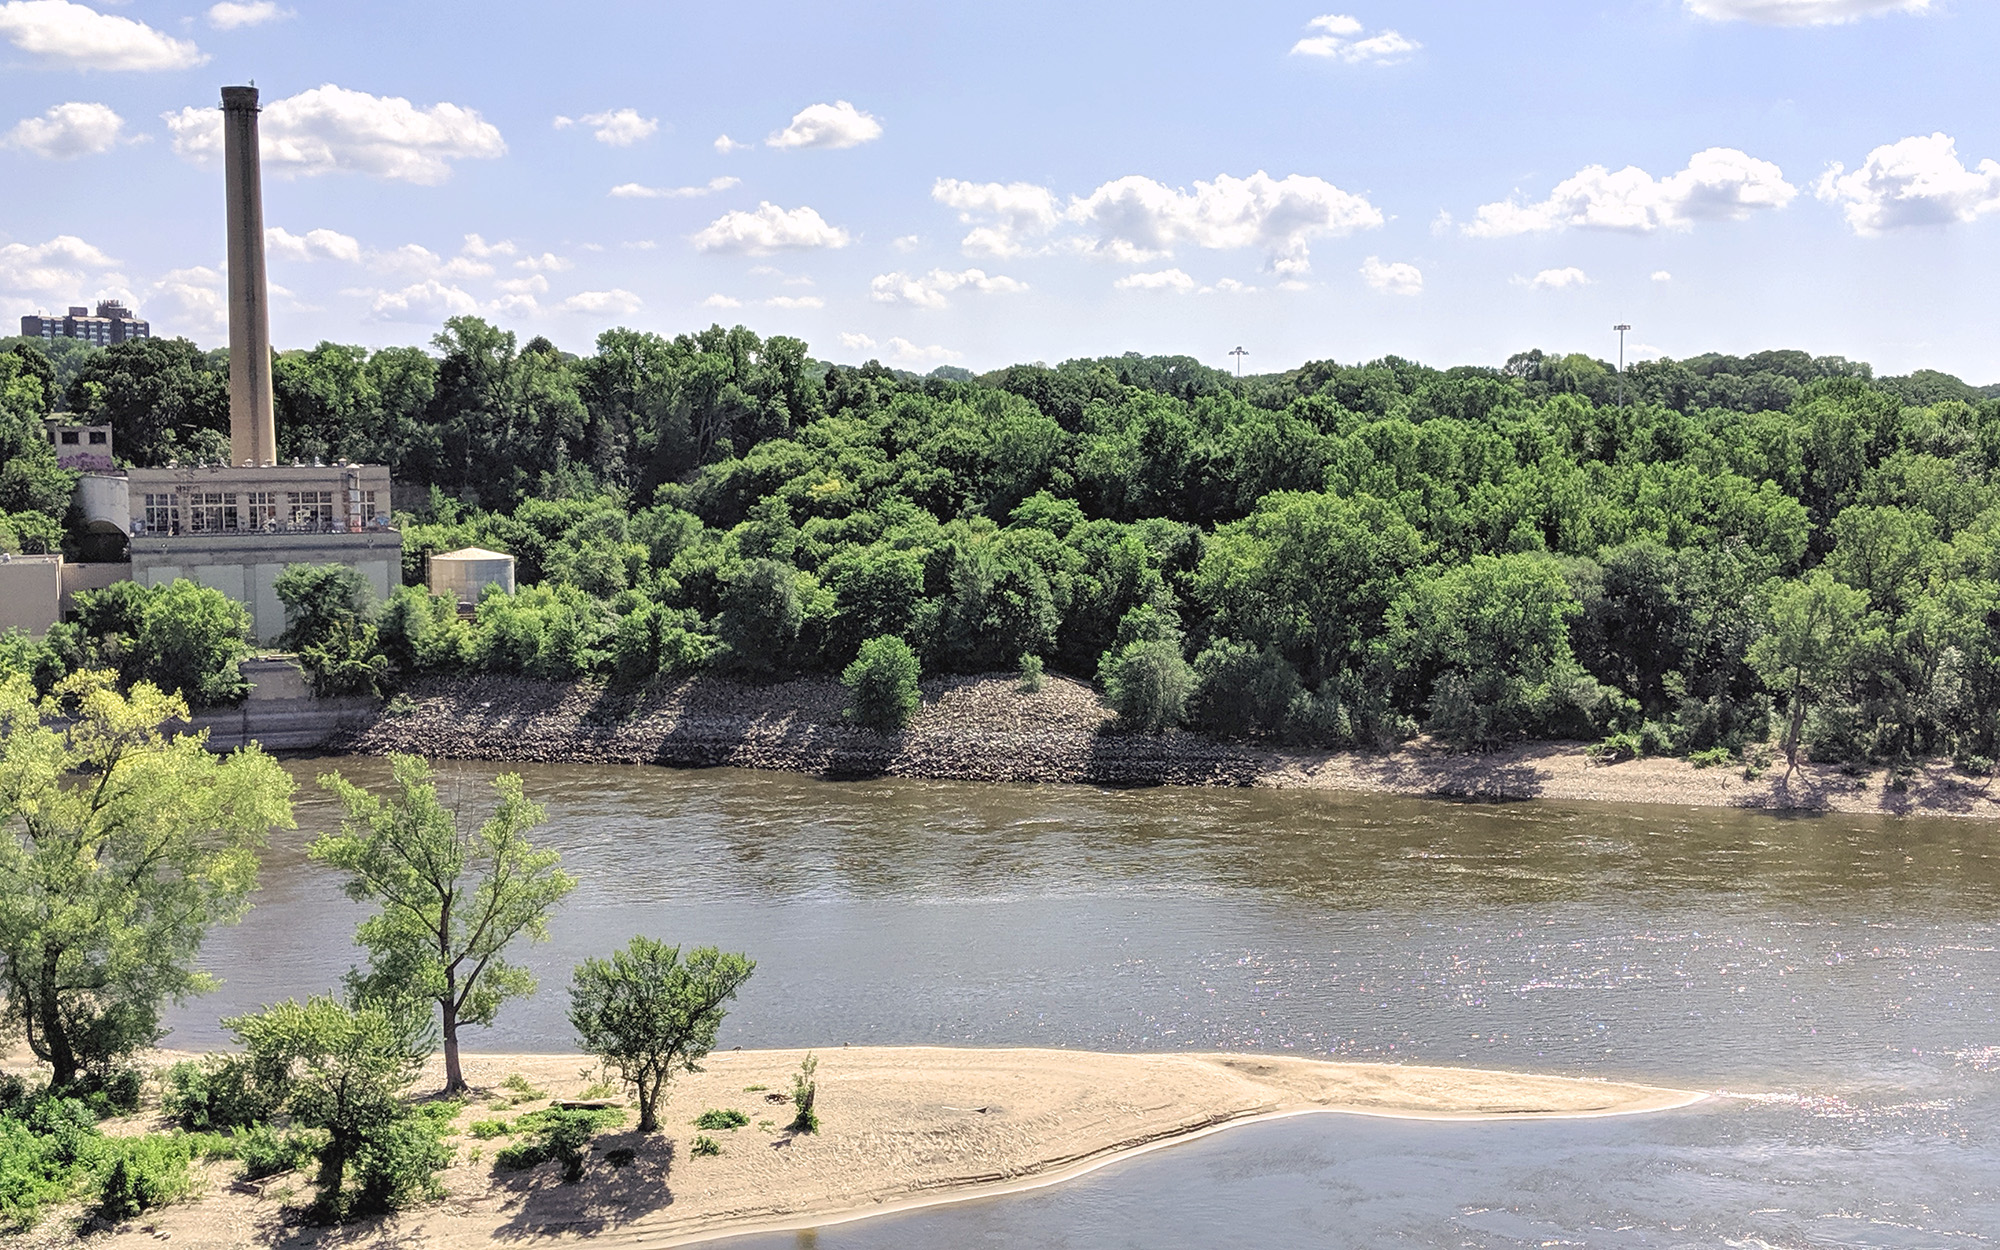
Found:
[1229,346,1248,377]
[1613,324,1632,408]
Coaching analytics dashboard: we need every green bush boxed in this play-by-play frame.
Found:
[842,634,921,734]
[349,1114,454,1216]
[468,1117,511,1139]
[161,1057,272,1132]
[1016,654,1045,693]
[95,1136,193,1220]
[689,1135,721,1157]
[233,1125,322,1180]
[0,1115,77,1231]
[1687,747,1735,769]
[692,1108,748,1131]
[493,1107,622,1181]
[1101,639,1193,734]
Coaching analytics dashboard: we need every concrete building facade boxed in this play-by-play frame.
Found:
[19,301,151,346]
[44,420,115,471]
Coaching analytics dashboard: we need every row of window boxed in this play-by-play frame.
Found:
[139,490,381,534]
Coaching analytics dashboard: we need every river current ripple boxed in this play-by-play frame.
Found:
[169,760,2000,1248]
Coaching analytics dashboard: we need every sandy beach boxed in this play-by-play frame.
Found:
[69,1046,1702,1248]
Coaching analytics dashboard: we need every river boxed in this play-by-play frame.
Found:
[167,759,2000,1247]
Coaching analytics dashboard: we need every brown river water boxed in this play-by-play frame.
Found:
[166,758,2000,1248]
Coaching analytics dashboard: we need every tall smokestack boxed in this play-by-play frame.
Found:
[222,85,277,467]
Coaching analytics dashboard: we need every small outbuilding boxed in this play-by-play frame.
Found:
[0,553,63,634]
[428,547,517,606]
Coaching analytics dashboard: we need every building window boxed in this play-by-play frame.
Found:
[189,491,237,533]
[289,490,334,527]
[363,490,381,523]
[59,430,79,445]
[87,431,106,445]
[244,491,280,530]
[143,493,179,534]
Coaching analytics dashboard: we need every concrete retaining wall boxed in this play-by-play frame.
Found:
[186,657,379,751]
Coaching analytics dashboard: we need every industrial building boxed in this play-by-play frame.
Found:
[16,84,416,645]
[19,300,150,346]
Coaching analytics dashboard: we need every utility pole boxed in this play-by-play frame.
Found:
[1612,324,1631,408]
[1229,345,1248,377]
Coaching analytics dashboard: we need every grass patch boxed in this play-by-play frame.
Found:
[692,1108,748,1131]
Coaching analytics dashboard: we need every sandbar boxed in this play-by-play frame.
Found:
[88,1046,1705,1249]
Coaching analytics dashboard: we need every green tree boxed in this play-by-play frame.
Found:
[0,671,294,1086]
[715,558,804,677]
[223,995,441,1219]
[843,635,921,733]
[567,938,755,1133]
[136,581,253,707]
[62,337,228,468]
[1100,638,1193,733]
[275,564,387,697]
[1747,571,1878,772]
[310,755,577,1093]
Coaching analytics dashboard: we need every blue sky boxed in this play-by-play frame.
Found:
[2,0,1997,379]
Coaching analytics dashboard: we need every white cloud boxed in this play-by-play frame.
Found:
[0,0,204,71]
[1652,270,1674,281]
[555,108,658,147]
[766,295,824,309]
[767,100,882,150]
[164,84,505,185]
[0,235,122,304]
[371,279,480,319]
[206,1,288,29]
[494,273,548,296]
[514,252,572,272]
[1291,14,1420,63]
[886,337,961,366]
[870,267,1027,308]
[691,202,851,254]
[1815,132,2000,234]
[1068,171,1383,273]
[1359,256,1422,295]
[892,234,922,252]
[703,294,742,308]
[1683,0,1928,24]
[1464,147,1796,237]
[714,134,748,154]
[1114,268,1195,292]
[558,288,642,315]
[373,242,492,281]
[460,233,515,258]
[1206,277,1258,295]
[932,178,1065,257]
[839,332,877,352]
[1522,267,1591,289]
[265,226,361,263]
[610,176,739,199]
[2,101,122,159]
[150,265,224,337]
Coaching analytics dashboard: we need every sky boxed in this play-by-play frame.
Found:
[2,0,1997,380]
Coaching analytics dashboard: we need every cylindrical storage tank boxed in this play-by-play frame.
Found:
[427,547,517,605]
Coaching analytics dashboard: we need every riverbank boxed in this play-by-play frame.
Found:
[344,672,2000,818]
[85,1047,1701,1249]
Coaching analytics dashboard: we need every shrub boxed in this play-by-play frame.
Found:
[349,1114,455,1217]
[1016,654,1045,693]
[788,1054,819,1135]
[692,1108,748,1131]
[493,1107,622,1182]
[690,1135,721,1157]
[161,1057,272,1132]
[1687,747,1735,769]
[231,1125,322,1180]
[0,1115,77,1231]
[1187,639,1300,738]
[1100,639,1192,734]
[468,1118,511,1139]
[95,1136,193,1220]
[499,1074,548,1105]
[843,635,921,734]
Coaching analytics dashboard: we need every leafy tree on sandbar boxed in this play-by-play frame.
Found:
[0,671,294,1087]
[568,938,755,1132]
[311,754,576,1094]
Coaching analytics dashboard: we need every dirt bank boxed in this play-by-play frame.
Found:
[341,672,1999,818]
[88,1047,1703,1249]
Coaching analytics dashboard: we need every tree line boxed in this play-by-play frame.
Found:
[4,322,2000,768]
